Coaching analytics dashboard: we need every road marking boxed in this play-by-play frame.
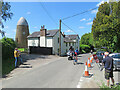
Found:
[76,76,84,88]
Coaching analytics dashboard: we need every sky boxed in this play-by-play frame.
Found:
[0,1,104,39]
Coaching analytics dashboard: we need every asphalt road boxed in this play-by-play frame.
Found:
[2,54,90,88]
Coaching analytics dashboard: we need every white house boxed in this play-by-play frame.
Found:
[27,26,80,55]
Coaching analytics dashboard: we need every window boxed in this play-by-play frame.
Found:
[69,43,70,46]
[66,49,68,53]
[73,43,74,46]
[58,38,59,43]
[58,49,59,54]
[66,43,67,47]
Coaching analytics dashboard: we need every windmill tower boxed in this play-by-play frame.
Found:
[15,17,29,48]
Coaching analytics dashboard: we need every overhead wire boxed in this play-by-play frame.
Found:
[61,21,78,35]
[39,2,58,27]
[62,7,98,20]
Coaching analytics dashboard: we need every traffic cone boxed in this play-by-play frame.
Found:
[90,55,93,63]
[84,62,89,77]
[88,58,92,68]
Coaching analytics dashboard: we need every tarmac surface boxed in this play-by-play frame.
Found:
[1,53,120,88]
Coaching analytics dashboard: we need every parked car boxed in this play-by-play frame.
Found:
[96,51,105,63]
[109,53,120,70]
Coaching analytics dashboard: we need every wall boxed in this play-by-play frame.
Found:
[40,36,46,47]
[46,37,53,47]
[28,38,39,47]
[53,31,59,55]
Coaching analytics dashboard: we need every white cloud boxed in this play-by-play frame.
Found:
[65,30,73,33]
[4,26,9,29]
[80,18,86,21]
[86,22,93,25]
[79,26,85,29]
[87,18,92,21]
[27,12,31,15]
[33,26,38,29]
[13,29,16,32]
[91,10,98,14]
[96,1,105,7]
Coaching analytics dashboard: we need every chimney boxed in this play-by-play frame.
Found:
[62,32,65,37]
[40,25,47,36]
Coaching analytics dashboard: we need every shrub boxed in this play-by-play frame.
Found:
[80,44,91,53]
[1,37,16,60]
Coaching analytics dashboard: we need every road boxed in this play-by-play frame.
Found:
[2,53,120,88]
[2,54,90,88]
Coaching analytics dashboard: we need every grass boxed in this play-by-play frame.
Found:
[99,82,120,90]
[2,58,15,76]
[18,48,28,53]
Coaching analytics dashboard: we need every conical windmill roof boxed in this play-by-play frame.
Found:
[17,17,28,26]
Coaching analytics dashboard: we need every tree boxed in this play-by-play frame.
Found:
[91,1,120,52]
[0,1,13,37]
[80,33,93,46]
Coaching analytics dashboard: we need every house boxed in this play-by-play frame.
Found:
[27,26,80,55]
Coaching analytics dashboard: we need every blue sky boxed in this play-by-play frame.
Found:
[0,2,102,39]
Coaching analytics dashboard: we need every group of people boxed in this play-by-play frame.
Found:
[69,46,79,64]
[14,48,23,68]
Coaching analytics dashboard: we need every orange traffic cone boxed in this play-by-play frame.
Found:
[90,55,93,63]
[84,62,89,77]
[88,58,92,68]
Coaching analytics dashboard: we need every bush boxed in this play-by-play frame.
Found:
[80,44,91,53]
[1,37,16,60]
[0,37,17,75]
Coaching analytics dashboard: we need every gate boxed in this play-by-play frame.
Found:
[29,46,52,55]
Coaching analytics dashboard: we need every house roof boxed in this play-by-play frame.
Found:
[64,34,79,42]
[28,29,59,38]
[65,34,79,39]
[64,37,74,42]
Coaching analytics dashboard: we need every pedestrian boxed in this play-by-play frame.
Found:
[90,50,93,54]
[73,49,78,65]
[17,50,23,64]
[102,52,115,87]
[14,48,19,68]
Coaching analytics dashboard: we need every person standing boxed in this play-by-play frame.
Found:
[14,48,19,68]
[17,50,23,64]
[103,52,115,87]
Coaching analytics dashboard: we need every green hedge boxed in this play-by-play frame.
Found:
[80,44,91,53]
[0,37,17,75]
[1,37,16,60]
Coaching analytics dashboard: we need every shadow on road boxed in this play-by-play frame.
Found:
[19,66,32,68]
[114,69,120,72]
[77,62,84,65]
[77,56,82,57]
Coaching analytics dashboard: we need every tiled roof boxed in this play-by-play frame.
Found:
[64,34,79,43]
[28,29,59,38]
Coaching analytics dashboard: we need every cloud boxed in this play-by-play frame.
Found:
[13,29,16,32]
[65,30,73,33]
[27,12,31,15]
[4,26,9,29]
[96,1,105,7]
[33,26,38,29]
[91,10,98,14]
[86,22,93,25]
[79,26,85,29]
[80,18,86,21]
[87,18,92,21]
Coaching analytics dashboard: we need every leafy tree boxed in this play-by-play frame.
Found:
[0,1,13,37]
[92,1,120,52]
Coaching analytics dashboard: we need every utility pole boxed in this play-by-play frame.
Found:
[59,19,61,56]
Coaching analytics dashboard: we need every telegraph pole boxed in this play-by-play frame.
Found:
[59,19,61,56]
